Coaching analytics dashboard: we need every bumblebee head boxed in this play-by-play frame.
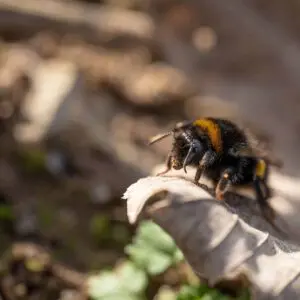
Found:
[148,120,193,145]
[171,128,205,173]
[148,120,204,173]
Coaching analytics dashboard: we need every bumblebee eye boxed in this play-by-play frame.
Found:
[182,139,204,173]
[174,120,192,130]
[192,139,203,154]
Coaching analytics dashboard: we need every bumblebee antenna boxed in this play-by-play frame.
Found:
[183,145,194,173]
[148,120,193,146]
[148,132,172,145]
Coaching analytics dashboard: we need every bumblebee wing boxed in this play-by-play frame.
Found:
[229,143,254,156]
[238,126,283,168]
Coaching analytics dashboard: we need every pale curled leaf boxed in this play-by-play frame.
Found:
[122,176,300,299]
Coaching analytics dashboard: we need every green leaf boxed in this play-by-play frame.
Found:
[200,294,214,300]
[177,285,201,300]
[136,221,177,255]
[88,263,147,300]
[173,248,184,264]
[125,243,173,275]
[125,221,183,275]
[155,286,177,300]
[147,250,173,275]
[176,284,234,300]
[118,262,148,294]
[125,244,149,270]
[176,285,214,300]
[88,272,121,299]
[201,290,229,300]
[98,294,141,300]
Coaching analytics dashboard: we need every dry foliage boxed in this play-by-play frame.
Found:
[123,174,300,299]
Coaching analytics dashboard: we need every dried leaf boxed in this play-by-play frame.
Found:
[122,175,300,299]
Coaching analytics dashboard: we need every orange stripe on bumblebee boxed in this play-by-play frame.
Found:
[255,159,267,179]
[193,118,222,152]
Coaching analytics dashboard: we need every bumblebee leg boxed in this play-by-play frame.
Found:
[260,179,272,199]
[156,152,172,176]
[194,150,218,184]
[254,179,288,236]
[215,169,234,200]
[253,178,275,221]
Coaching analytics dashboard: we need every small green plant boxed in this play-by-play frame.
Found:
[177,284,230,300]
[89,221,183,300]
[125,221,183,275]
[89,261,148,300]
[88,220,250,300]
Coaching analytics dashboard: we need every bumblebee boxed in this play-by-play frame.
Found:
[149,117,282,228]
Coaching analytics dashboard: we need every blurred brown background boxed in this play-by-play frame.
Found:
[0,0,299,299]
